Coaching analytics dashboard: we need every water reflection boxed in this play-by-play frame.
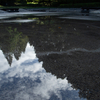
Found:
[1,19,36,23]
[0,16,100,100]
[0,27,28,65]
[0,42,83,100]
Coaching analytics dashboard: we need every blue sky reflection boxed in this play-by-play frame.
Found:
[0,43,85,100]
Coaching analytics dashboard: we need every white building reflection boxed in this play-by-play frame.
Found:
[0,43,85,100]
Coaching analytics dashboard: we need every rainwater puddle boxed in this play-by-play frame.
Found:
[1,19,36,23]
[0,14,100,100]
[59,13,100,21]
[0,42,84,100]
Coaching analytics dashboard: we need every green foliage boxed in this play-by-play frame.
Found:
[27,0,33,2]
[0,0,100,7]
[60,2,100,8]
[0,0,16,6]
[6,27,28,53]
[18,0,27,4]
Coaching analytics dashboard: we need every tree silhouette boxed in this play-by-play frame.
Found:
[0,27,28,66]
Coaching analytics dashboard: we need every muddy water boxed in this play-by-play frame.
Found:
[0,13,100,100]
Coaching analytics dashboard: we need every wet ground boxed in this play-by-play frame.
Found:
[0,9,100,100]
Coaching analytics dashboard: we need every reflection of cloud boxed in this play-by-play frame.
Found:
[1,19,36,23]
[0,50,9,72]
[0,43,81,100]
[59,16,100,21]
[33,74,72,100]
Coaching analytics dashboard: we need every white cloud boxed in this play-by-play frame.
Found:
[0,43,78,100]
[0,50,9,72]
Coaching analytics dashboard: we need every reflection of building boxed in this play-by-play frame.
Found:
[0,16,100,99]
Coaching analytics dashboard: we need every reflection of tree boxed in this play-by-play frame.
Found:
[0,27,28,66]
[0,16,100,99]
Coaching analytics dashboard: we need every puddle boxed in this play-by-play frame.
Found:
[59,16,100,21]
[0,16,10,19]
[0,42,85,100]
[0,9,100,21]
[1,19,36,23]
[59,13,100,21]
[0,15,100,100]
[0,11,66,20]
